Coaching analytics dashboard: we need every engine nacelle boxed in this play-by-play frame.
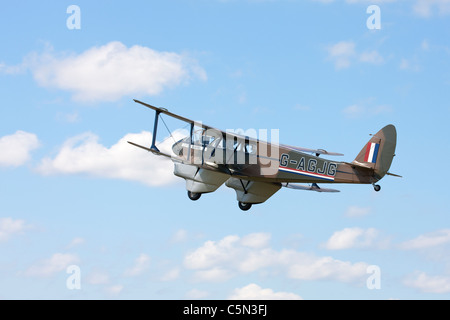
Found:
[225,178,281,204]
[174,163,229,194]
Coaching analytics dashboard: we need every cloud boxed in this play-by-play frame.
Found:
[105,285,124,296]
[399,229,450,250]
[327,41,356,70]
[404,271,450,293]
[359,50,384,65]
[228,283,302,300]
[170,229,189,244]
[185,289,210,299]
[345,0,397,3]
[25,253,79,277]
[193,267,233,282]
[37,130,183,186]
[0,131,40,167]
[323,227,380,250]
[344,206,371,218]
[184,232,369,284]
[0,217,29,243]
[399,57,421,72]
[123,253,151,277]
[240,232,271,249]
[65,237,85,249]
[160,267,181,282]
[86,270,110,285]
[3,41,206,102]
[0,62,27,75]
[327,41,384,70]
[413,0,450,17]
[342,101,392,118]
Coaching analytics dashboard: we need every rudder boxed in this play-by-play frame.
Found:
[353,125,397,180]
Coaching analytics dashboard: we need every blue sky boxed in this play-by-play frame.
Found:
[1,0,450,300]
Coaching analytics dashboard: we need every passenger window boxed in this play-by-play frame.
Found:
[245,142,257,154]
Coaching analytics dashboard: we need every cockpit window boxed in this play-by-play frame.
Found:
[192,130,217,147]
[245,142,256,154]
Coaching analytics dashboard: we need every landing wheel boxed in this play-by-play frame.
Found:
[238,202,252,211]
[187,191,201,201]
[373,184,381,192]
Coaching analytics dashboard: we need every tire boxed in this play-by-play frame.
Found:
[187,191,201,201]
[238,202,252,211]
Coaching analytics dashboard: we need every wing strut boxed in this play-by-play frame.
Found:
[151,109,162,152]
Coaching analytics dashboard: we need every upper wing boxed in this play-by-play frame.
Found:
[280,144,344,157]
[134,99,218,131]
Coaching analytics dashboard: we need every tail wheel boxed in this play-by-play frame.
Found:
[187,191,201,201]
[373,184,381,192]
[238,202,252,211]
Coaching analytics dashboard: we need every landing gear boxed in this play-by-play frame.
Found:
[373,184,381,192]
[238,202,252,211]
[187,191,201,201]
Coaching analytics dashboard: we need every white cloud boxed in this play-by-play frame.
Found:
[25,253,79,277]
[124,253,151,277]
[86,271,110,285]
[4,41,206,102]
[399,57,421,72]
[312,0,335,3]
[345,0,397,3]
[324,227,380,250]
[0,131,40,167]
[37,130,182,186]
[327,41,356,70]
[65,237,85,249]
[228,283,302,300]
[193,267,233,282]
[160,267,181,282]
[399,229,450,250]
[184,235,241,270]
[313,0,398,4]
[0,62,26,75]
[327,41,384,70]
[285,253,368,282]
[241,233,271,249]
[359,50,384,64]
[184,233,369,284]
[185,289,210,299]
[342,102,392,118]
[170,229,189,244]
[105,285,124,296]
[345,206,371,218]
[421,39,430,51]
[0,217,29,243]
[404,271,450,293]
[413,0,450,17]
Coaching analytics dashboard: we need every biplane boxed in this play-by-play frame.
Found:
[128,99,400,211]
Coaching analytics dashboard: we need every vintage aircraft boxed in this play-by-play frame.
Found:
[128,99,400,211]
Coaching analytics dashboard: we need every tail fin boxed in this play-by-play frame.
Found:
[353,125,397,180]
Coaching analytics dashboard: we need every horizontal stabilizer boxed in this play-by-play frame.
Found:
[127,141,172,158]
[386,172,402,178]
[281,182,340,193]
[344,161,374,170]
